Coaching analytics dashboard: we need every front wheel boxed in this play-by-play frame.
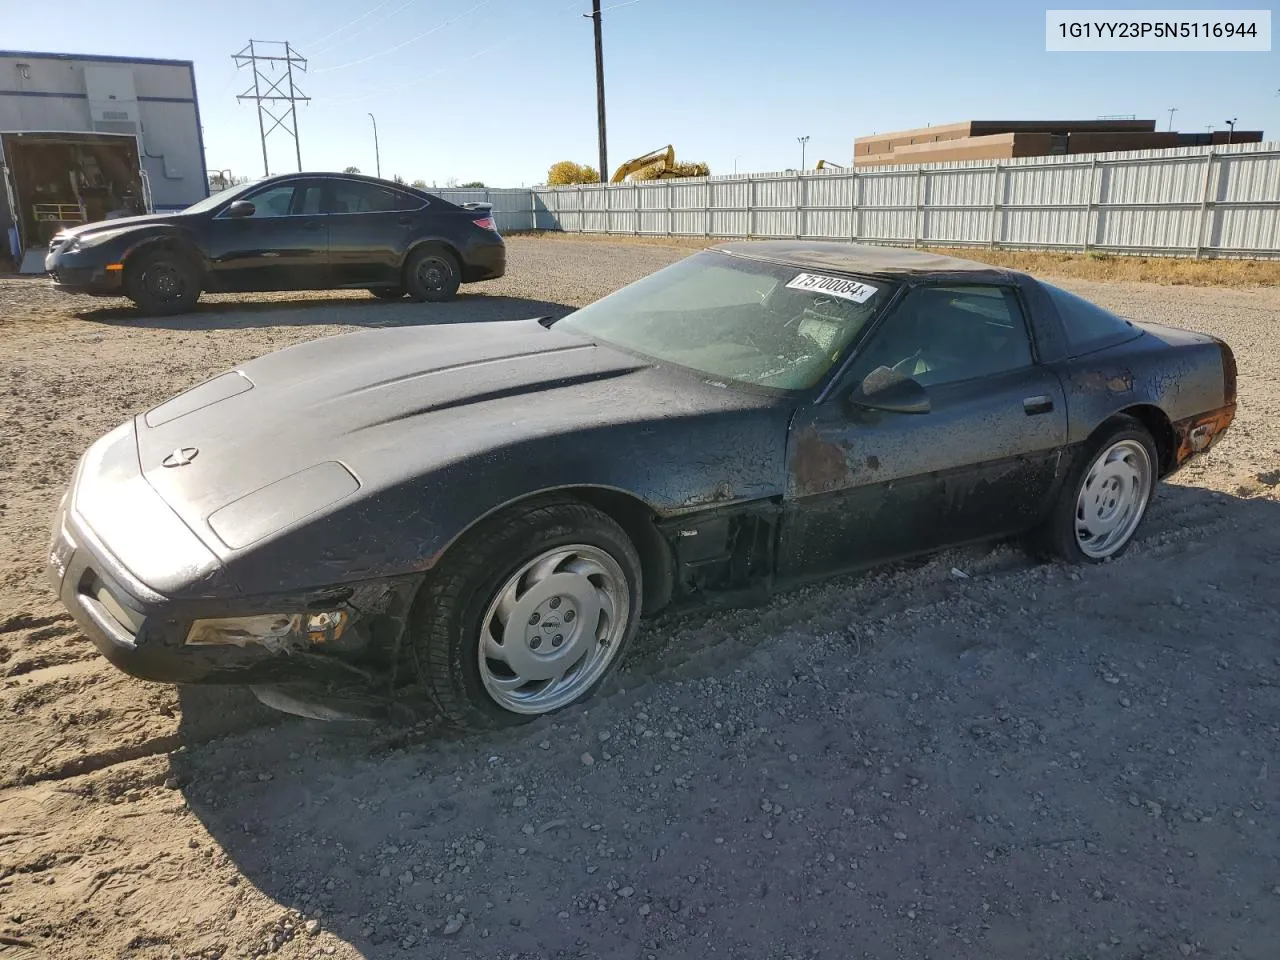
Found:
[411,501,642,729]
[125,249,201,316]
[1038,417,1157,563]
[403,246,461,302]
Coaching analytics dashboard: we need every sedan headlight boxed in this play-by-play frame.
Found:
[65,230,128,253]
[186,611,349,652]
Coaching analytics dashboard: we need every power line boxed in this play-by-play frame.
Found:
[324,37,515,106]
[313,1,492,74]
[309,0,421,56]
[321,0,578,106]
[303,0,404,53]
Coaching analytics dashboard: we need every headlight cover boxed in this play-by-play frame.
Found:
[186,611,349,652]
[74,229,130,250]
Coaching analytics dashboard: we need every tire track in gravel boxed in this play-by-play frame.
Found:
[0,656,285,790]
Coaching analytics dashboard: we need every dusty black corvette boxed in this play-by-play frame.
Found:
[47,242,1236,726]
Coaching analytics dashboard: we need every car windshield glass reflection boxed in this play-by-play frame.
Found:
[556,251,896,391]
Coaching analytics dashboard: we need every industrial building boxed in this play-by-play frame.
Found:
[1,49,208,271]
[855,119,1265,167]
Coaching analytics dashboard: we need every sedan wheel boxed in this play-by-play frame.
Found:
[478,544,629,714]
[412,501,642,728]
[404,246,461,302]
[1074,439,1152,559]
[125,250,201,316]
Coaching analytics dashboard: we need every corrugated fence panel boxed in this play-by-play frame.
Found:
[432,187,537,232]
[520,143,1280,257]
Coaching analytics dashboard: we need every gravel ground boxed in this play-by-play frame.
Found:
[1,236,1278,960]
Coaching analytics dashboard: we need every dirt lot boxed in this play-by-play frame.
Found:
[1,236,1278,960]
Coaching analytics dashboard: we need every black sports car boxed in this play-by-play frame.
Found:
[47,242,1236,726]
[43,172,505,315]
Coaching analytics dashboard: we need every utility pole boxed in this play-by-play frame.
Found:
[368,113,381,178]
[797,135,809,171]
[1225,117,1237,144]
[584,1,608,182]
[1166,106,1177,131]
[233,40,310,175]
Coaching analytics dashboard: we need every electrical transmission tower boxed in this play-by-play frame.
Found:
[233,40,310,176]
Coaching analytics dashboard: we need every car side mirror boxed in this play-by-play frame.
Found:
[226,200,256,219]
[848,366,931,414]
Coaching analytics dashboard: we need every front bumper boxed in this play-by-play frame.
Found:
[46,465,399,691]
[45,250,125,296]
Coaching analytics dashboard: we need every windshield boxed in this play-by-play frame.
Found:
[182,179,264,215]
[556,251,897,391]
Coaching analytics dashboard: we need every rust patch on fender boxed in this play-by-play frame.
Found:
[1078,370,1134,394]
[792,426,853,497]
[1173,403,1236,467]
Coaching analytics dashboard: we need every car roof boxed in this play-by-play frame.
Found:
[710,240,1024,284]
[253,171,436,202]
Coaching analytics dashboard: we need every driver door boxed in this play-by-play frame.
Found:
[205,179,329,291]
[778,283,1068,578]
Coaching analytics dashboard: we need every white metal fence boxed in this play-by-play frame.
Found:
[432,186,541,233]
[440,142,1280,259]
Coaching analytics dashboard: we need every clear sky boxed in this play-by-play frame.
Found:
[2,0,1277,186]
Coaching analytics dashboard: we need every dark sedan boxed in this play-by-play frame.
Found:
[47,242,1236,726]
[44,172,505,315]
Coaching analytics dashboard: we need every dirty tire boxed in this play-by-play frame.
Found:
[403,246,461,303]
[368,287,405,300]
[1038,415,1158,564]
[411,501,642,729]
[125,249,201,316]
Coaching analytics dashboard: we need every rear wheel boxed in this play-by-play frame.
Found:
[368,287,405,300]
[411,501,642,729]
[125,249,201,316]
[1038,417,1157,563]
[404,246,461,302]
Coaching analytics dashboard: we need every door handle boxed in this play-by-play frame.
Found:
[1023,395,1054,415]
[397,216,413,226]
[303,220,322,230]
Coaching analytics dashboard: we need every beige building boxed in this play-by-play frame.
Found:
[854,119,1264,167]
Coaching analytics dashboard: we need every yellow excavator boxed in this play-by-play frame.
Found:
[815,159,846,170]
[611,145,677,182]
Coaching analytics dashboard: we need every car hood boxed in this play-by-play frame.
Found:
[57,212,191,240]
[134,318,790,575]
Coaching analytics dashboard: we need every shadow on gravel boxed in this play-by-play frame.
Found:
[74,293,574,330]
[168,483,1280,959]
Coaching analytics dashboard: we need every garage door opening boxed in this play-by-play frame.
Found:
[1,131,149,270]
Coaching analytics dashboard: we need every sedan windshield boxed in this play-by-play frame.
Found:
[556,251,897,391]
[182,179,264,215]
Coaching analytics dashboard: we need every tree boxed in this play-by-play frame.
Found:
[410,179,428,189]
[343,165,361,174]
[444,177,460,188]
[460,181,486,188]
[547,161,600,185]
[392,174,407,185]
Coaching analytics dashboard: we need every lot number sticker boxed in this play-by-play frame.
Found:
[785,273,879,303]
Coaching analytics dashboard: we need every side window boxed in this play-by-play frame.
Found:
[326,181,422,214]
[1042,282,1137,356]
[852,285,1033,387]
[295,182,324,215]
[240,183,297,219]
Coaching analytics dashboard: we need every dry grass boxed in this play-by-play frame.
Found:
[511,231,1280,288]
